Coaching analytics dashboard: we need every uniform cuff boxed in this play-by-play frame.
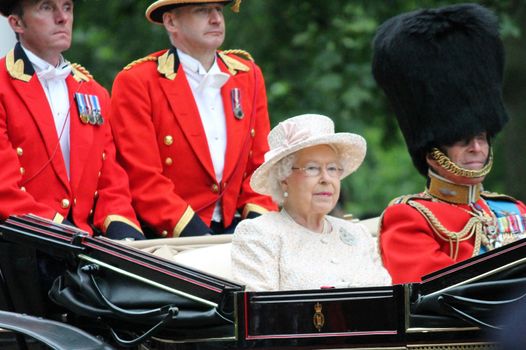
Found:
[105,221,145,240]
[242,203,269,219]
[178,213,212,237]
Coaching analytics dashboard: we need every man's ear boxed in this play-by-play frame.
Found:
[425,152,434,165]
[7,15,24,35]
[425,152,440,173]
[162,11,178,33]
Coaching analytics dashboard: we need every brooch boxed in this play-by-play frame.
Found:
[339,227,355,245]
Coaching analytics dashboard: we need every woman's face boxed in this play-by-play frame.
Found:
[281,145,342,219]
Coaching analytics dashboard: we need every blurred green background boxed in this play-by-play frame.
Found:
[69,0,526,219]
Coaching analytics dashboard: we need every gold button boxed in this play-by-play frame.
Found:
[20,167,25,175]
[165,157,173,166]
[98,171,102,177]
[164,135,174,146]
[20,186,26,192]
[89,209,93,215]
[102,152,106,161]
[16,147,23,156]
[61,199,70,209]
[211,184,219,193]
[250,128,255,137]
[161,230,168,237]
[94,191,99,198]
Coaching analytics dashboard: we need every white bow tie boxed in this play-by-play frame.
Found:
[197,72,230,91]
[37,63,72,82]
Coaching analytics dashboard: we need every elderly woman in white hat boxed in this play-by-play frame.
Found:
[231,114,391,291]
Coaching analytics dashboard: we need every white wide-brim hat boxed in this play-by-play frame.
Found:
[251,114,367,196]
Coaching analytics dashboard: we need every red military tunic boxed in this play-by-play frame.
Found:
[380,183,526,284]
[0,44,141,235]
[110,48,277,238]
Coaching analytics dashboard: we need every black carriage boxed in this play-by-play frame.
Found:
[0,214,523,349]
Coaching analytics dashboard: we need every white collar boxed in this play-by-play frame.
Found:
[177,49,229,90]
[22,45,71,81]
[21,45,66,72]
[177,49,213,75]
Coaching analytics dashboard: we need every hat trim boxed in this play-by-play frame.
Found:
[250,133,366,196]
[146,0,233,24]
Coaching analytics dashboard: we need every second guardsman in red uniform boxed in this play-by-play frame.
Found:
[372,3,526,284]
[110,0,277,238]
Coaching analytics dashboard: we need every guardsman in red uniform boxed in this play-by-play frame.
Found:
[0,0,143,239]
[372,3,526,284]
[110,0,277,238]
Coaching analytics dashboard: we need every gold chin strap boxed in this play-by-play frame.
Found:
[429,147,493,178]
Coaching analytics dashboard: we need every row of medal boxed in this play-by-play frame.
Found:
[75,93,104,125]
[483,213,526,249]
[75,89,244,124]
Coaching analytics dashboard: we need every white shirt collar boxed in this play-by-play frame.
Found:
[177,49,229,91]
[177,49,209,75]
[21,45,71,82]
[21,44,66,73]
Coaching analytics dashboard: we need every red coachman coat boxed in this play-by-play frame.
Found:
[0,43,141,236]
[110,48,277,238]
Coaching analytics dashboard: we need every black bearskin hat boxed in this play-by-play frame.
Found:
[372,3,508,176]
[0,0,17,16]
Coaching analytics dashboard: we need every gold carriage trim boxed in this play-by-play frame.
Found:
[312,302,325,331]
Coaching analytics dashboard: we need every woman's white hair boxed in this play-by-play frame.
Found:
[267,153,296,205]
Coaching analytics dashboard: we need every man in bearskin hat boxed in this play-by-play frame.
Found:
[372,3,526,284]
[110,0,277,238]
[0,0,143,239]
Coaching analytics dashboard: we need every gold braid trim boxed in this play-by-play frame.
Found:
[222,49,254,62]
[231,0,241,12]
[430,147,493,178]
[407,200,483,260]
[124,56,158,70]
[388,192,430,206]
[71,63,93,81]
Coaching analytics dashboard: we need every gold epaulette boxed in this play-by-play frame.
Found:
[482,191,520,203]
[71,63,92,81]
[222,49,254,62]
[388,193,430,206]
[124,55,158,70]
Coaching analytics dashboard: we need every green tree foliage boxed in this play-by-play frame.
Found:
[70,0,524,218]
